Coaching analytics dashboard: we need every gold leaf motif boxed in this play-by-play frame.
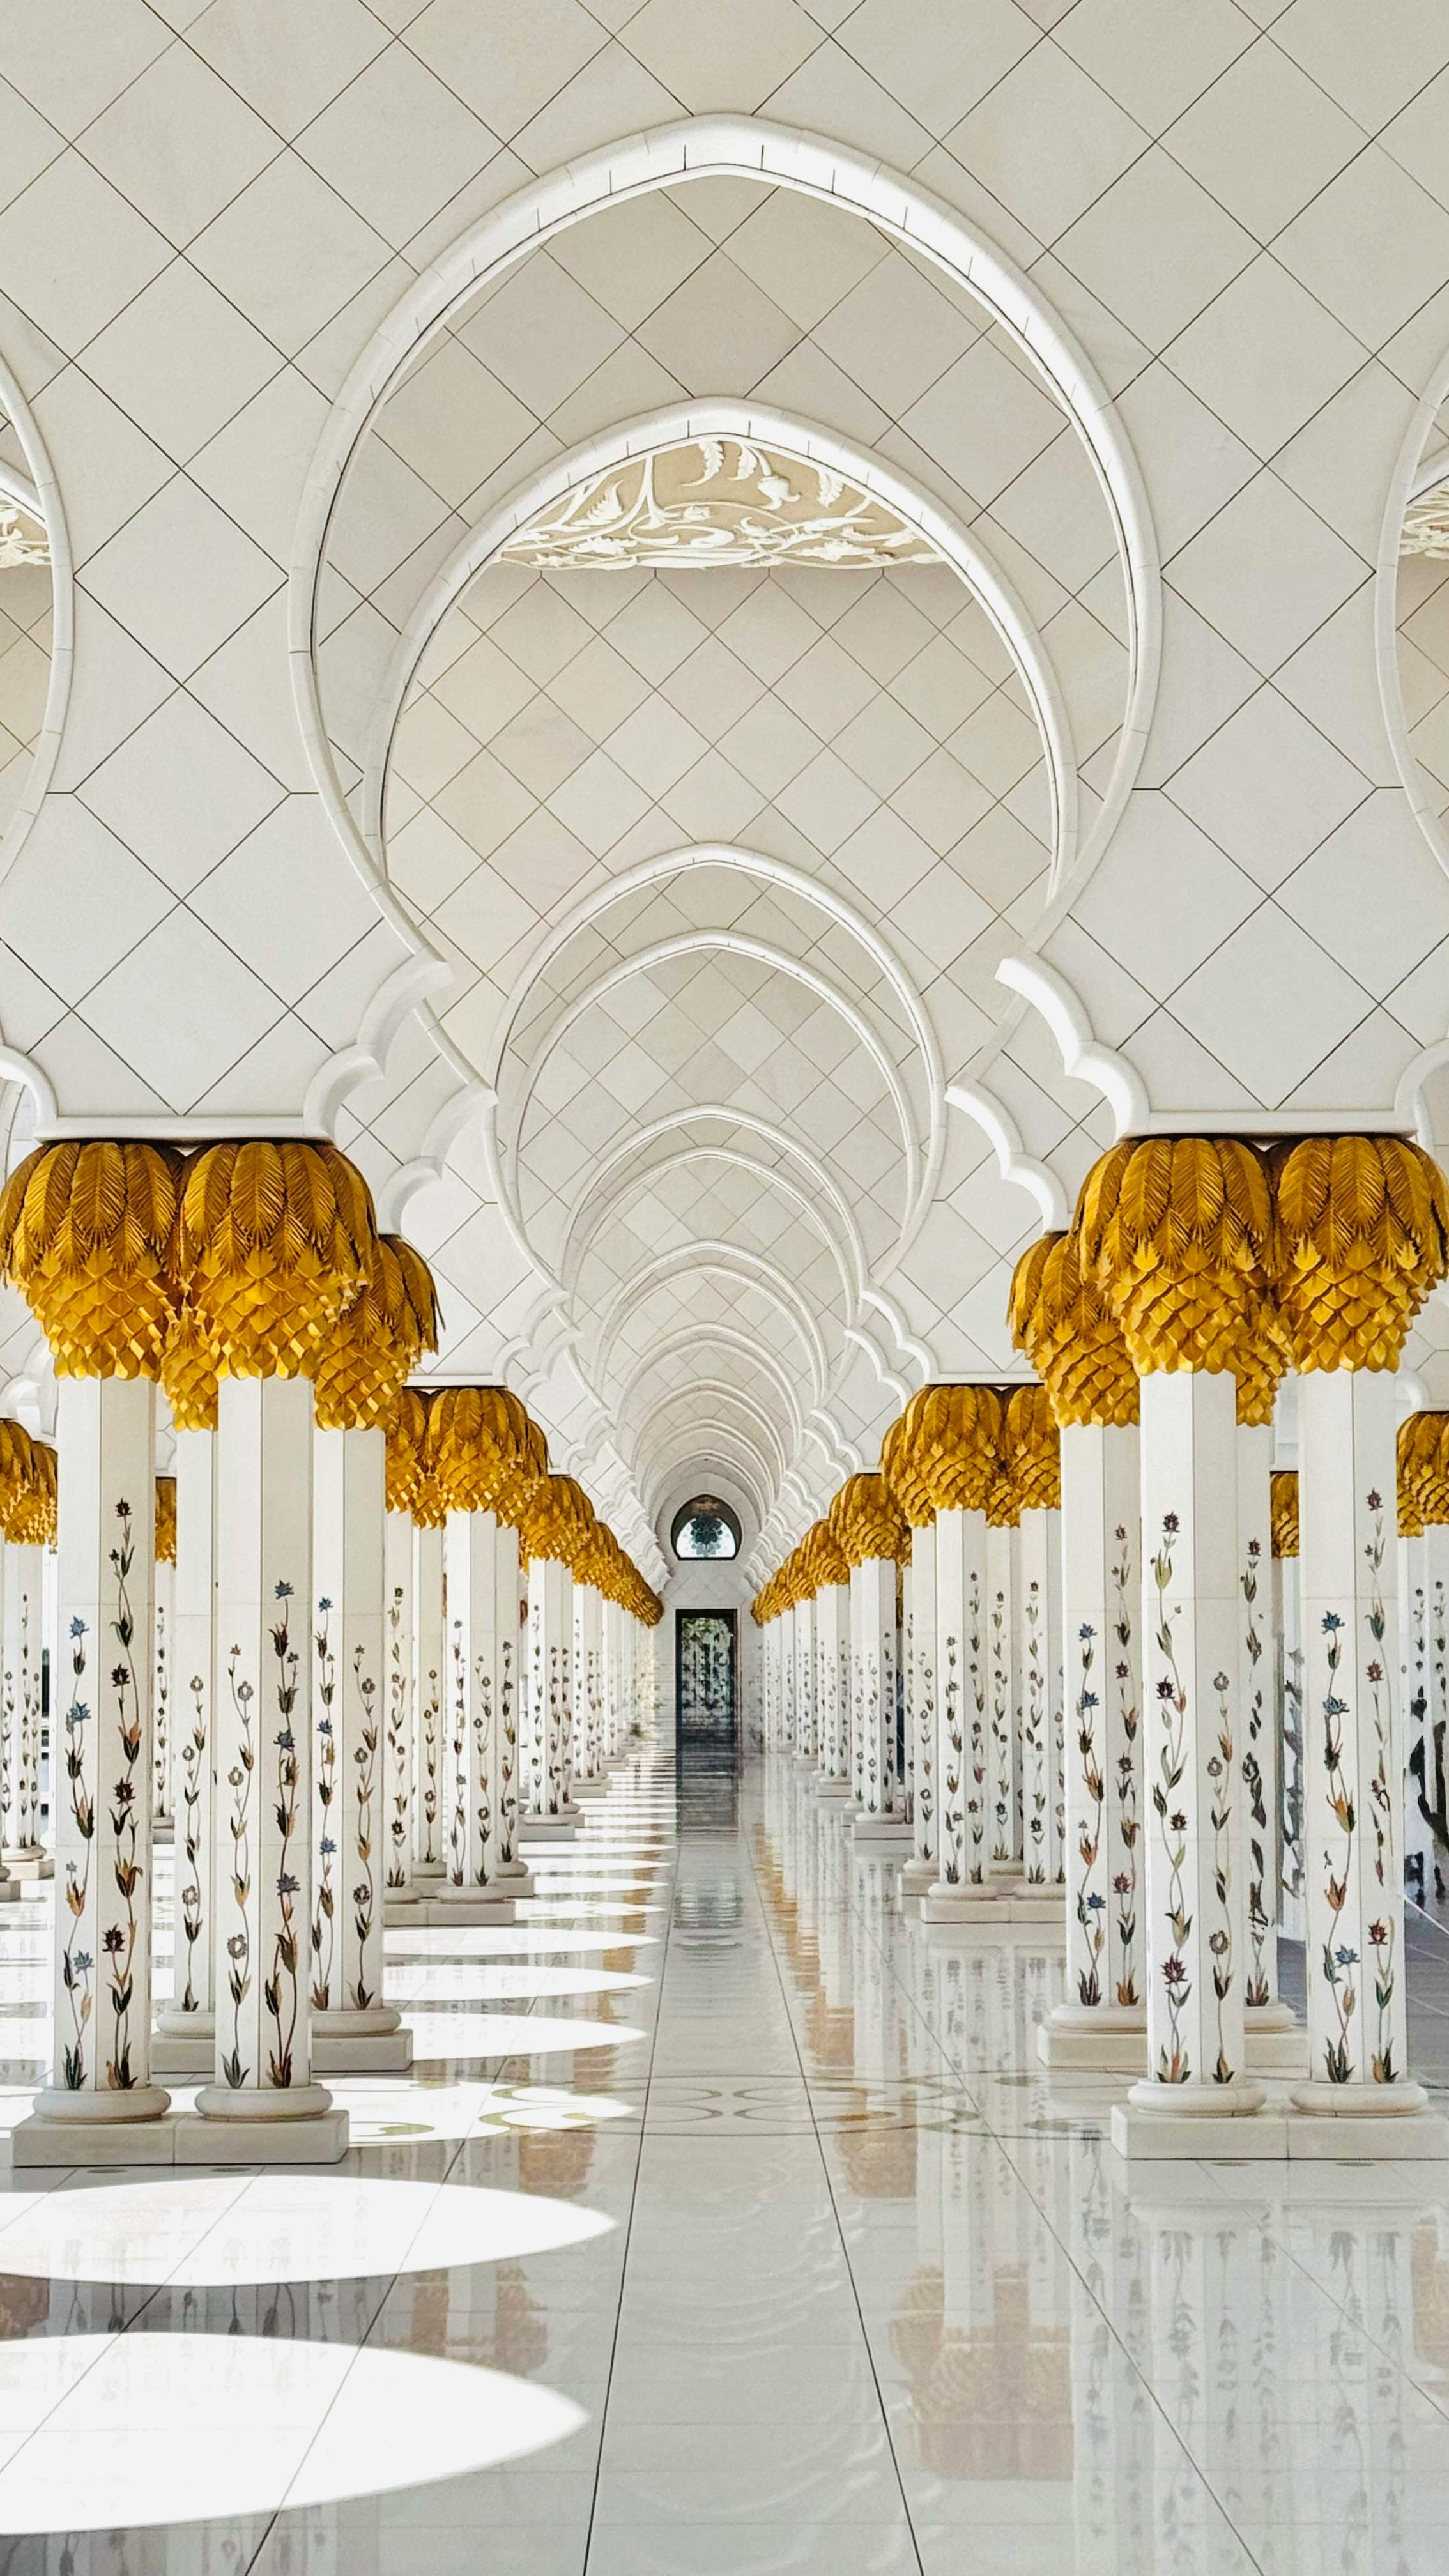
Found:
[155,1476,177,1566]
[0,1141,182,1379]
[1269,1470,1299,1561]
[1271,1135,1449,1374]
[312,1234,441,1433]
[174,1140,376,1381]
[1077,1137,1275,1386]
[1004,1384,1060,1512]
[1009,1231,1138,1429]
[828,1471,907,1568]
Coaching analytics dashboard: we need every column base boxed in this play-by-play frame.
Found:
[411,1857,446,1882]
[12,2110,177,2168]
[572,1777,609,1801]
[1245,2004,1308,2075]
[310,2009,413,2074]
[1289,2077,1429,2117]
[417,1890,516,1926]
[494,1862,535,1897]
[812,1778,853,1800]
[152,1818,174,1846]
[519,1814,579,1844]
[30,2082,172,2127]
[1,1847,51,1881]
[194,2080,334,2121]
[900,1854,939,1895]
[151,2011,215,2076]
[852,1813,911,1847]
[0,1876,20,1905]
[1037,2004,1147,2073]
[174,2108,349,2165]
[922,1882,1061,1928]
[383,1880,421,1912]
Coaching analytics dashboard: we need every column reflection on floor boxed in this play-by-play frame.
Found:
[6,1743,1449,2567]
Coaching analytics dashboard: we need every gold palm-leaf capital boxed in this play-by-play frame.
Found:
[313,1234,440,1433]
[1271,1135,1449,1372]
[829,1470,907,1567]
[174,1140,376,1382]
[1077,1137,1276,1384]
[1011,1230,1138,1429]
[1005,1383,1060,1512]
[916,1382,1002,1514]
[0,1140,182,1379]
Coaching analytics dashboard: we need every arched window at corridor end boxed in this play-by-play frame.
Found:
[671,1498,742,1562]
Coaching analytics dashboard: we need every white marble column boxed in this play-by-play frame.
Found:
[902,1519,938,1893]
[1,1533,45,1878]
[493,1512,529,1885]
[22,1376,168,2153]
[310,1424,408,2069]
[528,1552,579,1835]
[1039,1423,1144,2067]
[1238,1420,1293,2054]
[1292,1370,1424,2126]
[793,1589,817,1770]
[851,1555,905,1841]
[1016,1503,1061,1889]
[1119,1368,1265,2138]
[383,1505,415,1909]
[986,1517,1019,1876]
[1271,1473,1305,1939]
[196,1374,341,2147]
[924,1503,992,1917]
[815,1575,850,1790]
[152,1496,174,1841]
[603,1595,624,1763]
[412,1518,445,1879]
[155,1427,216,2060]
[572,1577,606,1796]
[441,1503,516,1919]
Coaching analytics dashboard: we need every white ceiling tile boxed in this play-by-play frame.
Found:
[604,583,712,684]
[716,583,821,686]
[1276,788,1449,997]
[548,188,714,331]
[406,0,606,136]
[82,471,282,679]
[188,592,318,788]
[718,696,821,797]
[190,792,379,1002]
[1074,789,1261,996]
[463,252,625,420]
[489,697,594,800]
[431,851,540,959]
[834,694,935,797]
[1163,682,1370,887]
[544,752,652,860]
[190,153,390,355]
[388,693,480,801]
[491,582,594,686]
[1274,588,1402,786]
[49,592,176,790]
[660,638,765,739]
[487,805,601,910]
[429,629,538,741]
[1054,0,1259,132]
[606,698,709,799]
[1169,901,1371,1101]
[774,746,878,854]
[1169,467,1368,677]
[29,1010,169,1115]
[296,45,499,248]
[622,0,819,110]
[889,744,995,854]
[947,40,1149,243]
[723,187,890,335]
[188,0,391,138]
[1165,255,1367,460]
[813,250,978,420]
[0,0,169,139]
[82,255,282,463]
[1272,0,1449,130]
[1054,146,1256,349]
[1274,361,1415,560]
[1275,146,1449,351]
[374,336,537,511]
[774,633,877,740]
[840,0,1036,125]
[634,250,800,398]
[659,747,767,842]
[425,756,539,872]
[79,46,279,248]
[1133,589,1259,788]
[1163,39,1365,241]
[901,336,1066,508]
[1114,361,1258,556]
[509,41,684,178]
[0,151,170,355]
[79,688,284,891]
[188,365,332,564]
[80,903,282,1108]
[1,796,172,1004]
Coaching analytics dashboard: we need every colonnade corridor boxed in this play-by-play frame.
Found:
[8,1710,1449,2568]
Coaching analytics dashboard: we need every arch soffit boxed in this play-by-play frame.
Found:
[0,346,74,981]
[364,397,1078,889]
[291,114,1159,979]
[594,1244,832,1406]
[566,1143,857,1319]
[1379,354,1449,892]
[613,1323,809,1446]
[631,1379,791,1482]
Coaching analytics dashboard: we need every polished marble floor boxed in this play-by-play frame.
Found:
[3,1742,1449,2570]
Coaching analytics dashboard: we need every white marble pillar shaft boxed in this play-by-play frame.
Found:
[574,1581,604,1786]
[851,1555,898,1818]
[311,1425,397,2044]
[161,1428,215,2030]
[1057,1422,1143,2020]
[40,1376,165,2122]
[1238,1423,1281,2014]
[494,1516,525,1873]
[815,1582,848,1782]
[1,1537,45,1864]
[383,1509,413,1899]
[906,1521,937,1882]
[153,1554,174,1830]
[932,1505,990,1890]
[1274,1540,1305,1939]
[1132,1368,1259,2110]
[1294,1368,1415,2111]
[411,1521,445,1878]
[987,1521,1018,1869]
[1016,1506,1061,1888]
[201,1374,330,2121]
[794,1593,817,1767]
[442,1506,512,1903]
[528,1554,576,1819]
